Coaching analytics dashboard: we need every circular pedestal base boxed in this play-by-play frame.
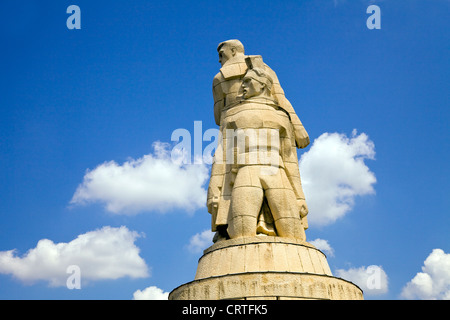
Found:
[169,271,363,300]
[169,237,363,300]
[195,236,332,280]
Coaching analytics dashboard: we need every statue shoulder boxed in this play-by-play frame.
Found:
[220,62,247,80]
[213,72,222,86]
[263,63,281,86]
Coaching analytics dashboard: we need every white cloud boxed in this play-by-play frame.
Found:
[335,265,388,296]
[133,286,169,300]
[70,142,209,214]
[299,130,376,226]
[401,249,450,300]
[0,226,149,287]
[309,238,334,257]
[187,230,214,254]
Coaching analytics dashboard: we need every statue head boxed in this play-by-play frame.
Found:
[217,39,245,66]
[241,67,273,99]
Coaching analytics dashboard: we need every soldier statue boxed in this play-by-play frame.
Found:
[207,40,310,242]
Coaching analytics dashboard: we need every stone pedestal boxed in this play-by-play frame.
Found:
[169,236,363,300]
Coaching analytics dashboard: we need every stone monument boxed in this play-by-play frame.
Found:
[169,40,363,300]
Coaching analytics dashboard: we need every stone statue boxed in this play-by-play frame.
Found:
[207,40,310,241]
[169,40,364,300]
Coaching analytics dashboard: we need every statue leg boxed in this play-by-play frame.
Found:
[263,168,306,241]
[228,166,263,239]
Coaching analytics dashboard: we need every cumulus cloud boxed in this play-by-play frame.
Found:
[187,230,214,254]
[309,238,335,257]
[401,249,450,300]
[133,286,169,300]
[299,130,376,226]
[0,226,149,287]
[70,142,209,214]
[335,265,388,296]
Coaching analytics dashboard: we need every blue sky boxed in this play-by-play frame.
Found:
[0,0,448,300]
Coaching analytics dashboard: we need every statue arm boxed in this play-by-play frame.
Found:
[278,94,310,149]
[266,66,310,149]
[209,75,226,214]
[213,76,223,126]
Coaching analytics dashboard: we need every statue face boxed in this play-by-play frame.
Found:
[218,45,234,66]
[241,74,265,99]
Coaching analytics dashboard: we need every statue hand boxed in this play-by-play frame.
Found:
[298,199,309,218]
[295,127,310,149]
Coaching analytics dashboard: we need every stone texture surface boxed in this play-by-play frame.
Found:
[195,236,332,280]
[207,40,309,241]
[169,40,364,300]
[169,237,363,300]
[169,272,363,300]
